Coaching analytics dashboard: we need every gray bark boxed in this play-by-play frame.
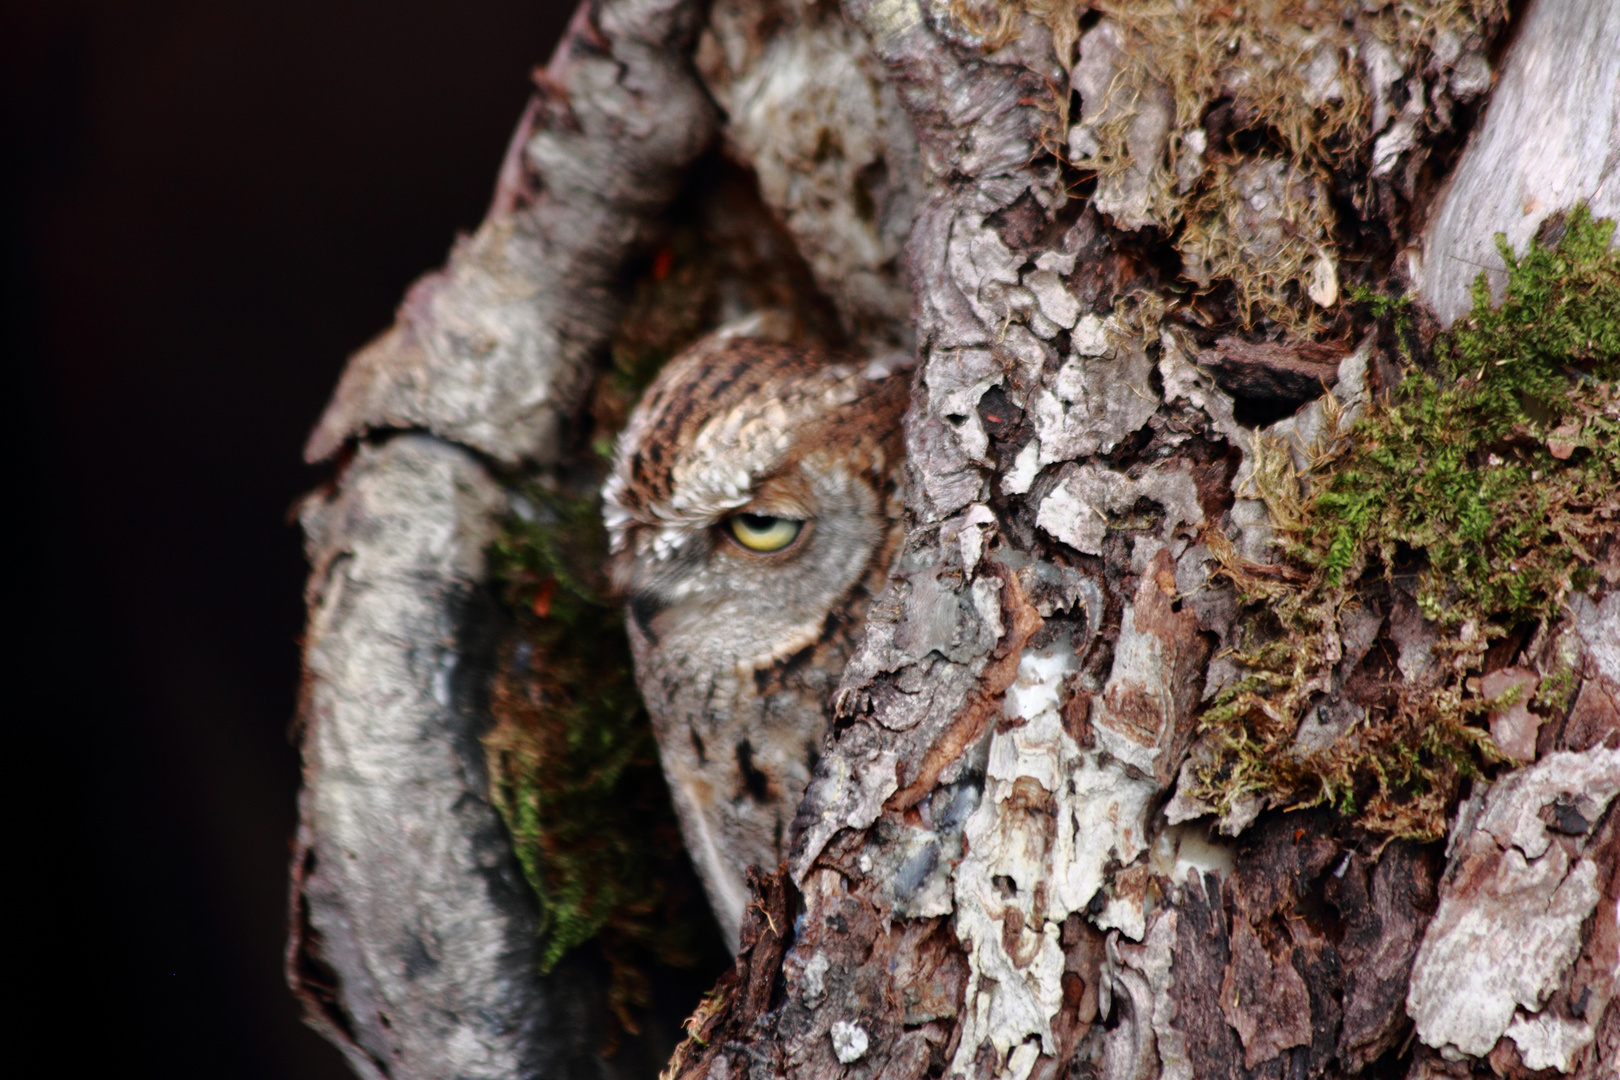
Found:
[292,436,527,1080]
[291,0,1620,1078]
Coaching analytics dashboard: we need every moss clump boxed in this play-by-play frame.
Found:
[1309,209,1620,617]
[485,485,701,1033]
[1198,207,1620,839]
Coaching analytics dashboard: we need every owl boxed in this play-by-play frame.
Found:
[603,332,908,949]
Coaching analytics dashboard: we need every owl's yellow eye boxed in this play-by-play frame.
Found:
[727,513,803,552]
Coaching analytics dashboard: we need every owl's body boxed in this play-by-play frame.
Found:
[604,335,907,948]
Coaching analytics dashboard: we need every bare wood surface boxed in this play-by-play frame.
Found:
[292,436,524,1080]
[1418,0,1620,326]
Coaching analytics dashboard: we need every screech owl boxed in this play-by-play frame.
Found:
[603,332,908,949]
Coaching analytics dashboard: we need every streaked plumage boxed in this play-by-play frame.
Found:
[604,334,907,948]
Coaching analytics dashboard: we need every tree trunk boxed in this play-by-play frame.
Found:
[288,1,1620,1079]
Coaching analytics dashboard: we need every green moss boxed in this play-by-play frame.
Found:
[480,166,828,1038]
[1198,207,1620,839]
[1308,214,1620,618]
[484,485,701,1032]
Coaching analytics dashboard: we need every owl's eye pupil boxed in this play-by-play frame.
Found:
[727,513,803,552]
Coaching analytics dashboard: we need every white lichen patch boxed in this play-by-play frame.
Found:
[1503,1011,1596,1074]
[948,635,1163,1080]
[1148,822,1237,886]
[1407,746,1620,1060]
[1023,268,1081,330]
[1067,17,1173,232]
[798,949,831,1007]
[1029,318,1160,468]
[1035,468,1117,555]
[949,211,1026,330]
[1002,439,1042,496]
[1036,462,1202,558]
[830,1020,870,1063]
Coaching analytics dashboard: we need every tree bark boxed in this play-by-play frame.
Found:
[288,2,716,1076]
[289,1,1620,1079]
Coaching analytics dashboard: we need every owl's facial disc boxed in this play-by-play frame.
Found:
[620,457,880,671]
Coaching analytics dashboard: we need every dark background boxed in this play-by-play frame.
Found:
[6,2,571,1074]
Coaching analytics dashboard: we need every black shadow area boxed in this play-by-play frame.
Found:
[5,2,572,1074]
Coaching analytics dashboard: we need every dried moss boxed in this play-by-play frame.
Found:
[1178,157,1338,332]
[1083,0,1378,164]
[1197,207,1620,839]
[953,0,1506,331]
[1087,0,1500,329]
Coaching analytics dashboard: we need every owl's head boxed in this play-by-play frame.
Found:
[604,335,908,674]
[603,333,907,942]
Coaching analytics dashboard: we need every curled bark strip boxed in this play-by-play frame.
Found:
[290,437,537,1080]
[305,0,718,467]
[1195,337,1347,408]
[695,0,923,352]
[886,560,1043,811]
[1091,547,1210,788]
